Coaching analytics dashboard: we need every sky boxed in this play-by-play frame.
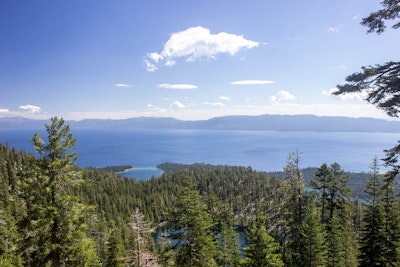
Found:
[0,0,399,121]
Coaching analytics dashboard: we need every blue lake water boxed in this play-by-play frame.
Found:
[1,129,399,179]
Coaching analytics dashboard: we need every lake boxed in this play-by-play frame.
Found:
[1,129,398,179]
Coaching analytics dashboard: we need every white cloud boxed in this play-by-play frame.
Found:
[220,96,230,102]
[148,52,163,63]
[212,102,226,107]
[115,83,132,88]
[170,101,186,109]
[146,104,167,115]
[145,26,259,71]
[269,90,295,103]
[231,80,275,85]
[158,83,198,90]
[327,24,342,33]
[0,108,9,113]
[322,87,367,101]
[144,59,158,72]
[203,101,226,107]
[19,105,41,113]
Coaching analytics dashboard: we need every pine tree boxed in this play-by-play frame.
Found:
[341,203,359,267]
[207,195,240,267]
[381,174,400,265]
[360,157,386,266]
[327,162,351,223]
[104,222,124,267]
[300,198,327,267]
[217,221,240,267]
[326,211,345,267]
[20,117,99,266]
[0,209,23,266]
[242,214,283,267]
[282,151,307,266]
[310,163,331,224]
[168,177,217,267]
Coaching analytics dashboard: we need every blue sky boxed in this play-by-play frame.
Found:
[0,0,398,121]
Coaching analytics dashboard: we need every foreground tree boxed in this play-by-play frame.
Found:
[207,195,240,267]
[360,158,386,266]
[335,2,400,264]
[334,0,400,173]
[282,151,307,266]
[300,198,327,267]
[334,0,399,117]
[168,178,217,267]
[242,214,283,267]
[21,117,99,267]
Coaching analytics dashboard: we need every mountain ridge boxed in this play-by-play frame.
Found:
[1,114,400,132]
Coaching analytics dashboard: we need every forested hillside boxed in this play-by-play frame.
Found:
[1,118,400,266]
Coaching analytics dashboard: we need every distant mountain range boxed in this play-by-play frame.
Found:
[1,114,400,132]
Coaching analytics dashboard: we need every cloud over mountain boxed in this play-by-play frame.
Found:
[269,90,295,103]
[19,105,41,113]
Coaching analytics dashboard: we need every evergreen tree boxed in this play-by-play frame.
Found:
[335,4,400,263]
[334,1,400,117]
[282,151,307,266]
[207,195,240,267]
[326,211,345,267]
[327,162,351,223]
[381,173,400,265]
[0,209,23,266]
[104,222,124,267]
[242,214,283,267]
[341,204,359,267]
[310,162,358,267]
[310,163,331,224]
[217,221,240,267]
[300,198,327,267]
[168,177,217,267]
[21,117,99,266]
[360,157,386,266]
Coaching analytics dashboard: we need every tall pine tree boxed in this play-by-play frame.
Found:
[282,151,307,266]
[168,177,217,267]
[360,157,386,266]
[242,214,283,267]
[300,198,327,267]
[21,117,99,267]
